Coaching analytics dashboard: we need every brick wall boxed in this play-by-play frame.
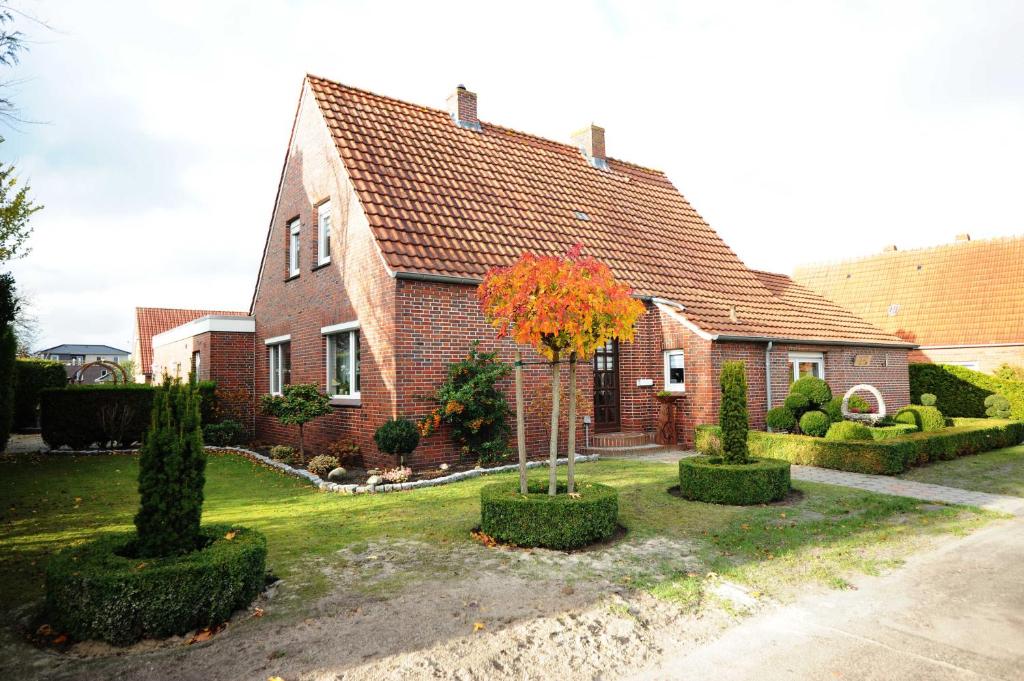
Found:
[207,331,256,435]
[909,345,1024,374]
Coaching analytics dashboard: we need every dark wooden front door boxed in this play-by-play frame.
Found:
[593,339,621,432]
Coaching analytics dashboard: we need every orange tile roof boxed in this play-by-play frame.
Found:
[304,75,907,346]
[135,307,248,375]
[793,236,1024,347]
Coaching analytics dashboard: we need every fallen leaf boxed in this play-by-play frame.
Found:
[52,634,67,645]
[269,677,286,681]
[253,607,265,618]
[135,562,147,570]
[473,622,485,632]
[568,492,581,499]
[224,530,237,541]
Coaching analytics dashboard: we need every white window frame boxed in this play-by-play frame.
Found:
[788,351,825,382]
[288,219,301,277]
[322,321,360,402]
[317,201,331,266]
[663,349,685,392]
[265,335,291,395]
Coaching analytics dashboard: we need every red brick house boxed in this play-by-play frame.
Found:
[134,307,250,384]
[247,75,912,467]
[794,235,1024,374]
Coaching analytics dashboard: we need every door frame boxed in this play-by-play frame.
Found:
[593,338,621,433]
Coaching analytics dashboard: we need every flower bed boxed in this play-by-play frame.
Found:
[678,456,791,505]
[479,480,618,549]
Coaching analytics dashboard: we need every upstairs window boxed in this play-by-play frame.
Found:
[323,321,360,399]
[317,201,331,266]
[788,352,824,383]
[267,338,291,395]
[288,219,301,277]
[664,350,685,391]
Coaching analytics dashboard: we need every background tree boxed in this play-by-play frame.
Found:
[479,245,644,494]
[0,143,41,262]
[134,380,206,557]
[719,361,750,463]
[261,383,331,464]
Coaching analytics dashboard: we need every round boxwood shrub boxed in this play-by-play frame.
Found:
[45,524,267,646]
[766,406,796,432]
[894,405,945,432]
[919,393,937,407]
[825,420,873,441]
[984,394,1011,419]
[374,418,420,465]
[783,393,810,415]
[678,456,790,505]
[799,410,830,437]
[480,480,618,549]
[790,376,832,408]
[824,396,843,423]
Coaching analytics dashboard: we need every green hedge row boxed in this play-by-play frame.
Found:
[0,327,14,449]
[41,385,156,449]
[45,525,266,646]
[910,363,1024,420]
[696,419,1024,475]
[14,358,66,428]
[869,424,918,440]
[480,480,618,549]
[678,456,790,505]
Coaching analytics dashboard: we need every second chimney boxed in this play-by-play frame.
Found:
[955,233,971,242]
[447,85,480,131]
[572,124,608,170]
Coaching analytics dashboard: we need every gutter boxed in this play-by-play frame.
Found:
[765,340,774,411]
[714,334,917,350]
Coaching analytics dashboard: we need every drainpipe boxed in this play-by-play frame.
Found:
[765,340,774,415]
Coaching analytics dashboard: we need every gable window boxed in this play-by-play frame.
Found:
[663,350,685,392]
[322,321,360,401]
[288,219,301,277]
[266,335,291,395]
[317,201,331,266]
[788,352,824,383]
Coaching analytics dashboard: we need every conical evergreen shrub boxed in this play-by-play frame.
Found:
[719,361,749,463]
[134,379,207,557]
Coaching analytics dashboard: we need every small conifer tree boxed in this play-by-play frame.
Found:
[719,361,749,463]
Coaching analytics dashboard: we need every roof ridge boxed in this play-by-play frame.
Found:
[305,73,667,176]
[794,233,1024,272]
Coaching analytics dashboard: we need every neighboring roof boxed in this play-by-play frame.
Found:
[298,75,906,346]
[793,236,1024,347]
[135,307,249,374]
[38,344,130,356]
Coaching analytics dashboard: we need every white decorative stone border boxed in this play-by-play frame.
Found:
[219,446,600,495]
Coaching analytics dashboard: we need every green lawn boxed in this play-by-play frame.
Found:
[0,452,995,618]
[899,445,1024,497]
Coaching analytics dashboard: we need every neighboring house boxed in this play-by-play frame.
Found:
[236,75,912,467]
[36,344,131,383]
[794,235,1024,373]
[134,307,250,383]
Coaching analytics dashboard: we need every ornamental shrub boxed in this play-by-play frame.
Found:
[824,397,843,423]
[790,376,832,408]
[994,363,1024,382]
[40,384,155,449]
[261,383,331,463]
[719,361,749,463]
[910,363,1024,420]
[269,444,296,464]
[134,380,206,558]
[480,480,618,549]
[307,454,340,478]
[678,456,790,505]
[766,406,796,432]
[847,393,873,413]
[419,343,511,464]
[374,418,420,466]
[799,410,830,437]
[325,440,362,467]
[894,405,945,432]
[984,394,1011,419]
[0,327,14,449]
[869,423,918,440]
[202,419,245,446]
[825,420,873,442]
[783,393,811,416]
[13,358,66,429]
[919,393,937,407]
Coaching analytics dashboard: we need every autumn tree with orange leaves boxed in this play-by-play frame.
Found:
[479,245,645,495]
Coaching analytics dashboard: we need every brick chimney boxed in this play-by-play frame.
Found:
[447,85,480,131]
[955,233,971,242]
[571,124,608,170]
[882,244,898,252]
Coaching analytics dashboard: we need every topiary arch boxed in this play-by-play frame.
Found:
[841,384,886,424]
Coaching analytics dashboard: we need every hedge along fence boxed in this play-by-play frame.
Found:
[696,419,1024,476]
[41,384,156,449]
[910,363,1024,420]
[14,358,66,429]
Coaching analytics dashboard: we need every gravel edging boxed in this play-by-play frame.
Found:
[220,446,600,495]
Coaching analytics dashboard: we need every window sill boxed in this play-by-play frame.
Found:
[285,273,299,282]
[330,396,361,407]
[312,260,331,272]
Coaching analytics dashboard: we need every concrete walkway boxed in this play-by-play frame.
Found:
[631,515,1024,680]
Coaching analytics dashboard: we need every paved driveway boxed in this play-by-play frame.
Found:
[631,516,1024,680]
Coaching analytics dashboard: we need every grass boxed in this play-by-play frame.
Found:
[898,445,1024,497]
[0,452,996,620]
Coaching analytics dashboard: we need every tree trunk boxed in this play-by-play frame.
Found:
[514,349,528,495]
[548,352,561,496]
[566,352,577,494]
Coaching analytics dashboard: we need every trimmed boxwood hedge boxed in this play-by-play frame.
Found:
[696,420,1024,475]
[480,480,618,549]
[41,384,156,449]
[894,405,945,432]
[14,358,66,429]
[45,524,266,646]
[868,423,918,440]
[825,420,873,441]
[678,456,790,505]
[910,363,1024,420]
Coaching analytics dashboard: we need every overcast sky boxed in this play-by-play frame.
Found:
[5,0,1023,353]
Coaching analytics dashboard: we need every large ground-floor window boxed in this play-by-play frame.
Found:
[788,351,824,383]
[266,336,291,395]
[322,321,360,399]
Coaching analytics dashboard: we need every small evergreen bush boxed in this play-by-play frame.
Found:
[269,445,296,464]
[825,420,873,441]
[766,406,796,432]
[799,410,830,437]
[202,419,245,446]
[678,456,790,505]
[894,405,945,432]
[261,384,332,463]
[719,361,749,463]
[307,454,340,478]
[919,393,937,407]
[480,480,618,549]
[790,376,832,408]
[984,394,1011,419]
[824,396,843,423]
[783,393,811,415]
[374,418,420,466]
